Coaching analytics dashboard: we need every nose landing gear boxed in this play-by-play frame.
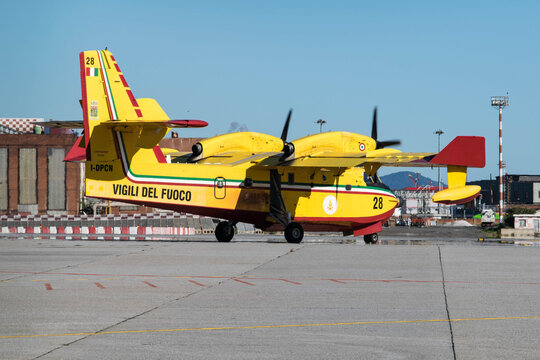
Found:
[363,233,379,245]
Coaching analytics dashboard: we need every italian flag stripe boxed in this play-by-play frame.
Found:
[86,67,99,77]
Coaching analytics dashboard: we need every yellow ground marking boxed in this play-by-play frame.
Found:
[1,316,540,339]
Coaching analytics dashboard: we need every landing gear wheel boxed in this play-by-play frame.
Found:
[364,233,378,245]
[285,222,304,243]
[215,221,235,242]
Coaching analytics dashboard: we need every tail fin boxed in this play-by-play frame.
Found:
[80,50,171,162]
[80,50,207,165]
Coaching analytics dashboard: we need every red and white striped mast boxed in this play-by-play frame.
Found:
[491,95,509,227]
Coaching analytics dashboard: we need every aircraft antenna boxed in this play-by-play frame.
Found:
[490,95,509,227]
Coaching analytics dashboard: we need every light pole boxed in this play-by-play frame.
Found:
[434,129,444,216]
[316,119,327,133]
[434,129,444,191]
[491,95,509,227]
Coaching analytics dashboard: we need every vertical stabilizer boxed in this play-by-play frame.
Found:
[80,50,160,161]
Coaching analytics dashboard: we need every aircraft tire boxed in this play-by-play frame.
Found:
[285,222,304,243]
[364,233,378,245]
[215,221,234,242]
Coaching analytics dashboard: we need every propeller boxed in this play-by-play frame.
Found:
[281,108,292,142]
[371,107,401,149]
[366,107,400,187]
[280,109,295,161]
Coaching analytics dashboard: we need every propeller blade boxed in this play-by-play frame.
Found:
[370,106,401,149]
[371,107,378,141]
[281,108,292,142]
[376,140,401,148]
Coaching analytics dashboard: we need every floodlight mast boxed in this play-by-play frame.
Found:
[434,129,444,191]
[491,96,509,227]
[434,129,444,216]
[316,119,327,133]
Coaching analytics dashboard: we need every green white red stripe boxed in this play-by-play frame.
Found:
[97,51,118,120]
[86,67,99,77]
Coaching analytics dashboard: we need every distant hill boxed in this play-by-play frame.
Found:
[380,171,445,190]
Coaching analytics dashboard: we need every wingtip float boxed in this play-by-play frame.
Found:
[42,50,485,244]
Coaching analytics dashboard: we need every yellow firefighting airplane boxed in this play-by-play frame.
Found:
[53,50,485,244]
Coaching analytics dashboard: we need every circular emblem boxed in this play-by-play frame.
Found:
[323,195,338,215]
[359,143,366,151]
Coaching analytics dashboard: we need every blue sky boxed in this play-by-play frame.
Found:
[1,0,538,181]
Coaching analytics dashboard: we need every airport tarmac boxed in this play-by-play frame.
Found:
[1,234,539,359]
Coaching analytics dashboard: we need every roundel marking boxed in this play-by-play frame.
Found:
[359,143,366,151]
[323,195,338,215]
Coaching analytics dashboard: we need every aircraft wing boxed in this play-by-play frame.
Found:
[255,136,486,205]
[264,136,485,170]
[275,150,436,168]
[255,150,436,168]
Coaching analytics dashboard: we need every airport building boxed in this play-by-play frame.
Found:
[0,133,81,215]
[514,211,540,232]
[394,186,453,217]
[469,175,540,206]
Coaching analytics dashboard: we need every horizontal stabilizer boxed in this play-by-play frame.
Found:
[34,121,84,128]
[36,119,207,129]
[64,136,86,162]
[104,119,208,128]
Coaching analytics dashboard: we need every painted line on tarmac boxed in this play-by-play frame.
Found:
[2,315,540,340]
[142,281,157,288]
[3,270,540,287]
[279,278,302,285]
[233,278,255,286]
[188,280,206,287]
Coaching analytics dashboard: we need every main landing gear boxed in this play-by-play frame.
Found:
[215,220,305,243]
[363,233,378,245]
[215,221,236,242]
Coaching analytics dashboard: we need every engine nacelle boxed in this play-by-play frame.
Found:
[290,131,377,157]
[189,132,283,162]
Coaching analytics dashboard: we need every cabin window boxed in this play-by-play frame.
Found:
[345,184,352,191]
[288,173,294,185]
[519,219,526,228]
[243,178,253,187]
